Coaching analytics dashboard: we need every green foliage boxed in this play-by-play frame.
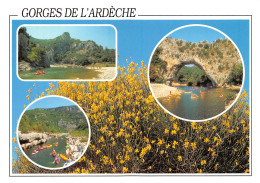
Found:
[198,43,203,48]
[176,65,205,85]
[31,34,115,66]
[178,47,185,52]
[19,106,87,134]
[18,31,116,67]
[218,64,224,72]
[204,43,210,49]
[70,130,89,137]
[27,45,46,66]
[228,65,243,85]
[150,48,167,83]
[224,92,237,103]
[18,27,30,62]
[175,54,180,58]
[176,40,183,46]
[214,48,223,59]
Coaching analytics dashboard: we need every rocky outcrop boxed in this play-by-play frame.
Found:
[57,119,78,131]
[30,32,104,65]
[156,38,242,87]
[18,131,50,150]
[66,135,88,161]
[48,105,80,112]
[18,131,69,150]
[18,61,34,71]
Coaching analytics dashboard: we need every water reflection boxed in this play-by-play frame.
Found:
[158,86,238,120]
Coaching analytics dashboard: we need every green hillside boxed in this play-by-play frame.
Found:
[19,105,89,134]
[18,27,115,70]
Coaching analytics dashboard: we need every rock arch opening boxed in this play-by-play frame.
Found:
[166,60,217,87]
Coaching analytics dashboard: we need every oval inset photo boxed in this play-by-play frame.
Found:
[148,24,244,122]
[17,96,91,170]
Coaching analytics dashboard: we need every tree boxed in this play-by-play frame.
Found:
[228,65,243,85]
[27,45,45,67]
[18,27,30,62]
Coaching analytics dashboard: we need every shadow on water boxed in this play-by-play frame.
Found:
[24,136,68,168]
[158,86,238,120]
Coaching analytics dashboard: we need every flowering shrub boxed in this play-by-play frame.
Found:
[13,60,250,174]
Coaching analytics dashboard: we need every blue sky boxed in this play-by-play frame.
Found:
[24,26,116,49]
[168,26,225,43]
[27,97,76,110]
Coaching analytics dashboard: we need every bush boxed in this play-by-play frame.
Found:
[178,47,185,53]
[218,65,224,72]
[13,61,249,174]
[224,92,236,103]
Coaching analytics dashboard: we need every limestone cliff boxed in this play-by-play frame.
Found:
[152,37,242,87]
[19,105,87,133]
[30,32,112,65]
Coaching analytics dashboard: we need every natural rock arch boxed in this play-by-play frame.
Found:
[154,38,242,87]
[165,59,217,87]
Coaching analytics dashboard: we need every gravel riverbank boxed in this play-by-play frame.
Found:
[151,83,183,98]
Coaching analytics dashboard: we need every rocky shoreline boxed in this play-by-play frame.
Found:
[223,85,241,90]
[65,135,88,161]
[18,131,88,162]
[18,131,68,150]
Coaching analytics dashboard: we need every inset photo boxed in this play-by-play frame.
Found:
[17,96,91,169]
[17,25,117,81]
[149,25,244,121]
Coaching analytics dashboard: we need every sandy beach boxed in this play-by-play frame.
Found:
[95,67,116,80]
[50,64,116,80]
[151,83,183,98]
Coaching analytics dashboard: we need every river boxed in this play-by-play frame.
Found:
[24,136,68,168]
[158,86,238,120]
[19,67,100,80]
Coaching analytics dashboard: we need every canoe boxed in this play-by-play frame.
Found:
[60,154,68,161]
[191,94,199,99]
[55,156,61,165]
[32,151,38,155]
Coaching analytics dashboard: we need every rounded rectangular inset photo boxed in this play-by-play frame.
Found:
[17,24,117,81]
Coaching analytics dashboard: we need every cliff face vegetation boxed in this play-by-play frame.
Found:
[19,105,88,133]
[150,38,243,87]
[18,27,115,71]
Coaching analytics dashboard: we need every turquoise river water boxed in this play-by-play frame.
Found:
[158,86,239,120]
[24,136,68,168]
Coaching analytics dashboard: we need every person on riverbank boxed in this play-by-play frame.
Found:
[67,149,72,159]
[78,145,82,152]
